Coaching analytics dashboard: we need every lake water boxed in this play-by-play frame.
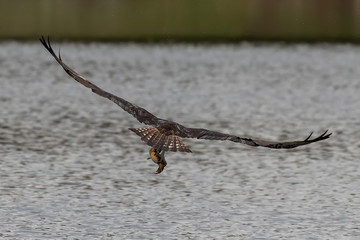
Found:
[1,41,359,239]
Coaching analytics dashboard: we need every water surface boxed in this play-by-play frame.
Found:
[0,42,359,239]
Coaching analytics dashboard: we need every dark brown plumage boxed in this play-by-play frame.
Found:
[40,36,332,173]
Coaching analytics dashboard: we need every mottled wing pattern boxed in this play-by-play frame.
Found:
[40,36,161,126]
[129,127,192,152]
[181,127,331,149]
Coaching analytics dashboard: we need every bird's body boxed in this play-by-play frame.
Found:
[40,36,332,174]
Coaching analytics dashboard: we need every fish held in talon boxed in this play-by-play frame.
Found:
[40,36,332,174]
[155,161,167,174]
[149,148,167,174]
[149,148,160,164]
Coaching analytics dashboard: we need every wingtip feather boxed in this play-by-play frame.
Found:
[58,48,62,60]
[304,131,313,141]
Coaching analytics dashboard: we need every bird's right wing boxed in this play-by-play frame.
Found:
[181,127,332,149]
[40,36,161,126]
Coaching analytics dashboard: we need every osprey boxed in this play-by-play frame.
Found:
[40,37,332,174]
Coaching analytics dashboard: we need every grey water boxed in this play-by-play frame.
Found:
[0,41,359,239]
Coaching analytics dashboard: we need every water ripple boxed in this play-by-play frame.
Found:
[1,42,359,239]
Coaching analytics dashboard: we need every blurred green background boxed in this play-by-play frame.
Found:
[1,0,360,42]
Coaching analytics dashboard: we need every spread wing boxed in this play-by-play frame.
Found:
[180,128,332,149]
[40,36,163,126]
[41,36,332,151]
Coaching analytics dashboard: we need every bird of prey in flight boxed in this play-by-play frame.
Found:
[40,36,332,174]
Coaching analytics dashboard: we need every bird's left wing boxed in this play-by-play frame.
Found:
[181,127,332,149]
[40,36,161,126]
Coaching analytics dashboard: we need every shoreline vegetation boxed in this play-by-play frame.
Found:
[1,0,360,42]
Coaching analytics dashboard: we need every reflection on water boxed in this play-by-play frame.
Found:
[1,42,359,239]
